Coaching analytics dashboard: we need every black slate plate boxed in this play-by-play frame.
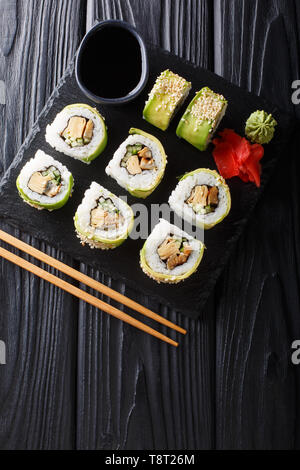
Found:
[0,44,292,318]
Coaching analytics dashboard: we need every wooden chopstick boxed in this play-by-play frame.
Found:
[0,229,186,335]
[0,245,179,347]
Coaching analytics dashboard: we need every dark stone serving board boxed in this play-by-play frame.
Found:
[0,44,293,318]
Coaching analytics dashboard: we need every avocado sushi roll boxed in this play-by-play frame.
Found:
[140,219,204,284]
[105,128,167,199]
[143,70,192,131]
[168,168,231,230]
[176,87,227,151]
[45,103,107,163]
[74,182,134,249]
[16,150,74,211]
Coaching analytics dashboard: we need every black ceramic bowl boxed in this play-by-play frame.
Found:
[75,20,149,105]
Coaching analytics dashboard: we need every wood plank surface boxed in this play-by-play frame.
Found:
[0,0,86,449]
[214,0,300,449]
[0,0,299,450]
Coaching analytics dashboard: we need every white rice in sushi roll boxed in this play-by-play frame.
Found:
[45,103,107,164]
[140,219,204,283]
[168,168,231,229]
[16,150,73,211]
[105,128,167,198]
[74,182,134,249]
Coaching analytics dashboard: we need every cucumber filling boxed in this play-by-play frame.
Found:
[27,166,63,198]
[120,143,157,175]
[186,185,219,215]
[90,197,124,231]
[61,116,94,147]
[157,235,192,270]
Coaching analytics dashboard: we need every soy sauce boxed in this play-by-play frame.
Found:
[80,26,142,99]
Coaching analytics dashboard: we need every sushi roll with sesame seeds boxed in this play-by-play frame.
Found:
[45,103,107,163]
[16,150,74,211]
[176,87,227,151]
[168,168,231,230]
[140,219,204,284]
[74,182,134,250]
[143,70,191,131]
[105,128,167,199]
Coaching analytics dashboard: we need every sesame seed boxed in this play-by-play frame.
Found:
[190,88,226,128]
[147,70,191,113]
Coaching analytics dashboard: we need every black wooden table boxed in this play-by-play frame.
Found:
[0,0,299,450]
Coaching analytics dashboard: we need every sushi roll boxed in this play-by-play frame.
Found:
[16,150,73,211]
[140,219,204,284]
[176,87,227,151]
[105,128,167,198]
[168,168,231,230]
[45,103,107,163]
[74,182,134,250]
[143,70,192,131]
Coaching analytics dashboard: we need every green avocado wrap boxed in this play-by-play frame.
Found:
[143,70,191,131]
[176,87,227,151]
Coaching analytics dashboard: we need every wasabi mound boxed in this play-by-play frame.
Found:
[245,110,277,144]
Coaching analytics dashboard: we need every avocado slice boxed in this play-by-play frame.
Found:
[176,87,227,151]
[143,70,191,131]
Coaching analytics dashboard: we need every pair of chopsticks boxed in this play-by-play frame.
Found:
[0,229,186,346]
